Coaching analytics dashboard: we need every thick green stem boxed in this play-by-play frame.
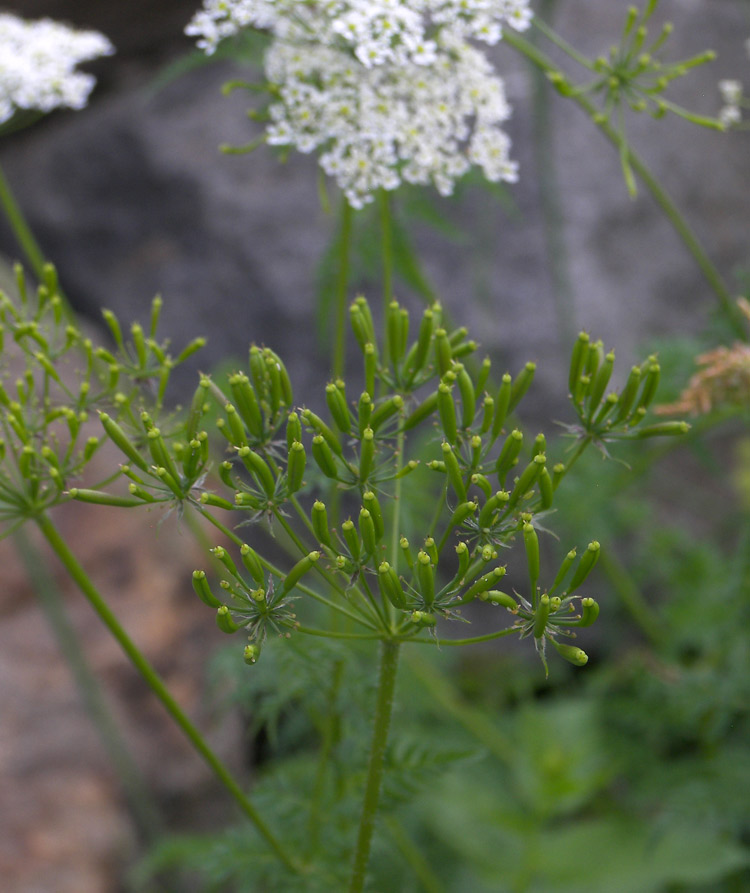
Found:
[503,28,745,338]
[333,199,353,380]
[15,527,162,842]
[349,638,401,893]
[35,511,301,875]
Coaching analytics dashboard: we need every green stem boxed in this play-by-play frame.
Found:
[503,29,745,338]
[349,638,401,893]
[598,548,665,646]
[379,190,394,311]
[405,627,516,646]
[35,511,302,876]
[15,527,162,843]
[333,199,353,380]
[0,161,72,317]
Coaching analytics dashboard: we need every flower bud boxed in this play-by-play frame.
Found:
[192,570,221,607]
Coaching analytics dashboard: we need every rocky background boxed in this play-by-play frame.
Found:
[1,0,749,889]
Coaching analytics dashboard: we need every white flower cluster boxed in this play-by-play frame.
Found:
[0,13,114,126]
[186,0,531,207]
[718,78,743,128]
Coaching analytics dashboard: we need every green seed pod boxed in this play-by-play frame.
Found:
[584,340,604,381]
[482,590,518,610]
[68,488,143,507]
[364,342,377,398]
[423,536,439,565]
[354,295,377,345]
[400,536,413,569]
[244,644,261,665]
[283,551,320,594]
[428,460,446,473]
[191,569,221,607]
[455,541,470,581]
[287,440,306,493]
[567,541,601,594]
[378,560,407,609]
[223,403,248,447]
[362,490,384,540]
[286,411,302,448]
[411,611,437,628]
[234,492,263,509]
[448,500,478,531]
[479,395,495,434]
[538,468,554,509]
[403,391,438,430]
[147,429,180,482]
[532,433,546,458]
[508,454,546,510]
[441,441,467,502]
[460,566,506,603]
[631,421,690,438]
[496,428,523,483]
[533,594,550,639]
[611,365,641,425]
[263,353,283,414]
[592,392,619,427]
[216,605,241,634]
[475,356,492,397]
[341,519,361,559]
[437,382,458,444]
[370,394,404,432]
[359,427,375,483]
[266,348,293,406]
[240,544,265,585]
[98,412,149,471]
[131,322,148,366]
[634,361,660,416]
[477,490,504,528]
[201,492,236,510]
[549,595,562,611]
[326,382,351,435]
[248,345,267,396]
[577,597,600,627]
[552,641,589,667]
[210,545,240,579]
[229,372,263,439]
[434,328,452,376]
[154,465,185,500]
[470,435,483,468]
[312,500,333,548]
[359,507,379,555]
[218,460,235,489]
[573,373,591,406]
[405,306,434,379]
[523,522,540,594]
[358,391,373,434]
[552,463,565,489]
[312,435,339,479]
[416,550,435,606]
[568,331,591,395]
[471,473,492,499]
[302,409,341,454]
[453,364,476,429]
[386,300,405,367]
[508,362,536,413]
[237,446,276,498]
[588,350,615,417]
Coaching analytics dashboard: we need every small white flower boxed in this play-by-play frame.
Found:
[0,13,114,125]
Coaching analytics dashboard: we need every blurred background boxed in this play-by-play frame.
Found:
[1,1,750,890]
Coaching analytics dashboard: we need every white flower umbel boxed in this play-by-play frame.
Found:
[0,13,114,125]
[718,78,743,128]
[187,0,530,206]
